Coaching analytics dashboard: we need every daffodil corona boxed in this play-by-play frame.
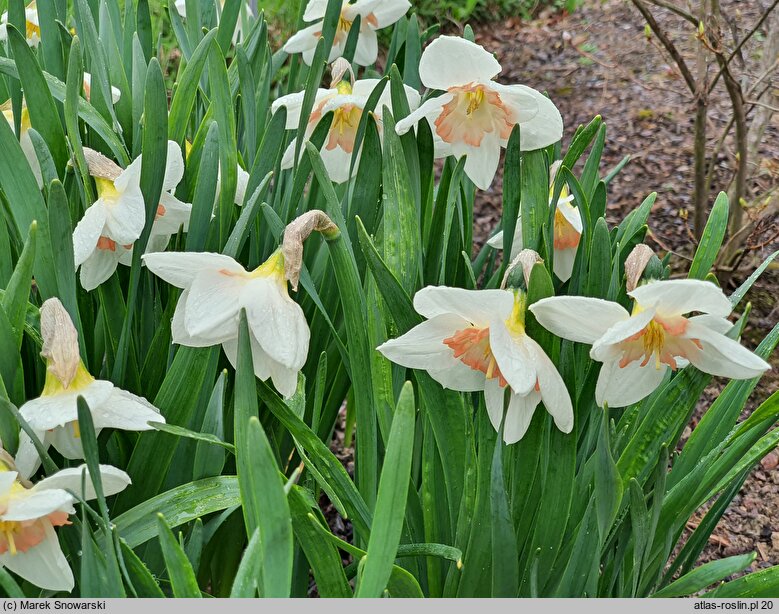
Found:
[2,100,43,188]
[143,249,310,399]
[15,299,164,479]
[283,0,411,66]
[378,286,573,443]
[395,36,563,190]
[0,453,130,591]
[529,278,771,408]
[0,1,41,46]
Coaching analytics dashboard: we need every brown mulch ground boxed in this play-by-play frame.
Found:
[471,0,779,573]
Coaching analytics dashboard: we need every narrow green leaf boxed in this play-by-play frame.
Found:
[157,514,201,597]
[689,192,729,280]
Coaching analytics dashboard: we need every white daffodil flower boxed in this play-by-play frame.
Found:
[143,249,310,399]
[15,299,164,479]
[174,0,250,44]
[0,454,130,592]
[2,100,42,188]
[82,73,122,104]
[529,278,771,408]
[395,35,563,190]
[377,286,573,443]
[0,1,41,46]
[73,141,189,291]
[273,75,420,184]
[283,0,410,66]
[488,161,582,281]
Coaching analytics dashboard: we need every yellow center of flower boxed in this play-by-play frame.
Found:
[338,15,353,33]
[443,326,506,387]
[618,303,702,371]
[94,177,120,203]
[505,291,527,336]
[435,83,514,148]
[26,19,40,41]
[3,106,31,133]
[327,104,362,153]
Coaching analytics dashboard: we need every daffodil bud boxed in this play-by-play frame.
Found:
[282,210,339,291]
[502,249,543,291]
[625,243,665,292]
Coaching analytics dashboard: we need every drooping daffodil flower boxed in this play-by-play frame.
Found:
[529,278,771,408]
[488,161,582,281]
[72,141,191,291]
[143,251,309,399]
[2,99,42,188]
[15,298,164,479]
[273,60,420,184]
[0,451,130,592]
[395,35,563,190]
[377,283,573,443]
[0,1,41,46]
[283,0,411,66]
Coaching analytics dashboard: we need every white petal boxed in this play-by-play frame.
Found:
[152,193,192,235]
[395,94,450,136]
[245,278,310,369]
[553,246,577,282]
[413,286,514,327]
[2,489,74,521]
[280,140,298,170]
[283,22,323,55]
[368,0,410,27]
[162,141,185,191]
[320,142,354,184]
[184,269,245,338]
[419,36,502,91]
[629,279,732,317]
[234,165,250,206]
[353,28,378,66]
[489,324,536,396]
[103,186,145,244]
[223,333,299,398]
[0,524,74,592]
[92,388,162,431]
[376,313,467,370]
[170,288,232,347]
[484,378,507,432]
[684,321,771,379]
[491,83,563,150]
[19,380,114,431]
[527,337,574,433]
[462,134,501,190]
[504,389,541,444]
[13,430,48,481]
[79,247,123,291]
[595,359,668,408]
[303,0,329,22]
[47,427,86,460]
[143,251,244,288]
[529,296,631,345]
[557,199,582,233]
[0,472,18,496]
[590,309,656,362]
[34,464,131,500]
[427,360,487,393]
[486,230,504,249]
[687,314,733,335]
[72,204,107,267]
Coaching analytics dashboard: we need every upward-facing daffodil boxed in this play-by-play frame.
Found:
[273,64,420,184]
[0,452,130,592]
[73,141,190,290]
[488,161,582,281]
[15,299,164,480]
[1,99,42,188]
[529,278,771,408]
[377,285,573,443]
[283,0,411,66]
[395,35,563,190]
[143,249,310,399]
[0,1,41,46]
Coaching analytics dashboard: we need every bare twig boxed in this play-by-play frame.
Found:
[630,0,698,93]
[708,0,779,94]
[645,0,698,25]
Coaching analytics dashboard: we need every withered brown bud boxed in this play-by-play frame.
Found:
[282,210,339,291]
[625,244,656,292]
